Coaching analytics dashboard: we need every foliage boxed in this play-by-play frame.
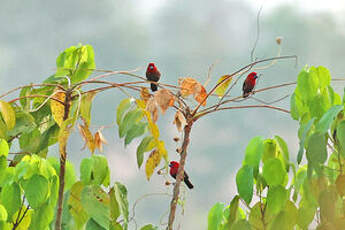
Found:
[208,65,345,230]
[1,42,344,230]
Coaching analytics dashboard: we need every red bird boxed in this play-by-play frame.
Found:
[169,161,194,189]
[146,63,161,92]
[242,72,258,98]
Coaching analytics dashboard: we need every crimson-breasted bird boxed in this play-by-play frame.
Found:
[169,161,194,189]
[242,72,258,98]
[146,63,161,92]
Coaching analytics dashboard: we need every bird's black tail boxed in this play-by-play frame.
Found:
[184,177,194,189]
[150,83,158,92]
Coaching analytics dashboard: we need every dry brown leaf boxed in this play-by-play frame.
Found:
[154,89,175,114]
[146,98,159,123]
[178,77,207,106]
[173,111,186,132]
[140,87,151,103]
[94,130,108,152]
[78,122,95,153]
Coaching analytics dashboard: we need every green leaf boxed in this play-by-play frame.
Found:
[232,219,251,230]
[336,120,345,157]
[19,128,41,153]
[48,157,76,191]
[92,155,110,186]
[86,218,106,230]
[80,157,93,185]
[116,98,132,125]
[266,185,288,214]
[274,136,289,169]
[0,182,21,220]
[297,199,316,229]
[125,122,147,146]
[297,118,315,164]
[0,139,9,157]
[0,100,16,130]
[68,182,89,228]
[19,86,32,110]
[207,202,224,230]
[119,108,143,138]
[316,105,343,133]
[80,92,96,126]
[136,136,155,168]
[81,185,110,229]
[29,201,54,230]
[243,136,264,177]
[227,195,240,228]
[109,187,120,222]
[0,205,7,222]
[236,165,254,204]
[113,182,129,229]
[22,174,49,209]
[290,93,300,120]
[262,158,286,186]
[140,224,158,230]
[306,132,327,164]
[249,202,271,230]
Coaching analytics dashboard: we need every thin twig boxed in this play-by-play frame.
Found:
[0,83,64,99]
[250,5,263,62]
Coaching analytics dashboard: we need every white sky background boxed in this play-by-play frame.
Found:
[136,0,345,16]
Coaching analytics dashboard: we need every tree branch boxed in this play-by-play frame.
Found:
[167,115,193,230]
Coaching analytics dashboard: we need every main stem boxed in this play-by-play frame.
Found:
[167,120,193,230]
[55,91,71,230]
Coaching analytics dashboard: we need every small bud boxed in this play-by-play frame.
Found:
[173,137,180,142]
[165,181,171,186]
[276,36,283,45]
[157,169,162,175]
[176,148,182,154]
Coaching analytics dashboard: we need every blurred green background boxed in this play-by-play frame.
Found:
[1,0,345,228]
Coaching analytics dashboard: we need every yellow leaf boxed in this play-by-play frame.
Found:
[158,140,167,160]
[136,99,146,109]
[173,111,186,132]
[154,89,175,114]
[80,92,96,126]
[144,111,159,139]
[215,75,233,97]
[145,149,162,180]
[94,130,108,152]
[58,118,74,159]
[0,100,16,130]
[51,90,66,127]
[78,122,95,153]
[140,87,151,103]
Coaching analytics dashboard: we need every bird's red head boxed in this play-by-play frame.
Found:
[247,72,258,81]
[169,161,179,175]
[147,63,157,73]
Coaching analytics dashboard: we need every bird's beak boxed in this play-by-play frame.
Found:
[254,75,258,79]
[168,163,172,167]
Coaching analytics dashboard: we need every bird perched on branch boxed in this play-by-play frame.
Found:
[242,72,258,98]
[169,161,194,189]
[146,63,161,92]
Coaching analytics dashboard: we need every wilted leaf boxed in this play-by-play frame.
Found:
[80,92,96,126]
[94,130,107,152]
[154,89,175,114]
[146,98,159,123]
[178,77,207,106]
[336,174,345,196]
[215,75,233,97]
[145,149,162,180]
[50,90,66,127]
[0,100,16,130]
[140,87,151,103]
[78,122,95,153]
[173,111,186,132]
